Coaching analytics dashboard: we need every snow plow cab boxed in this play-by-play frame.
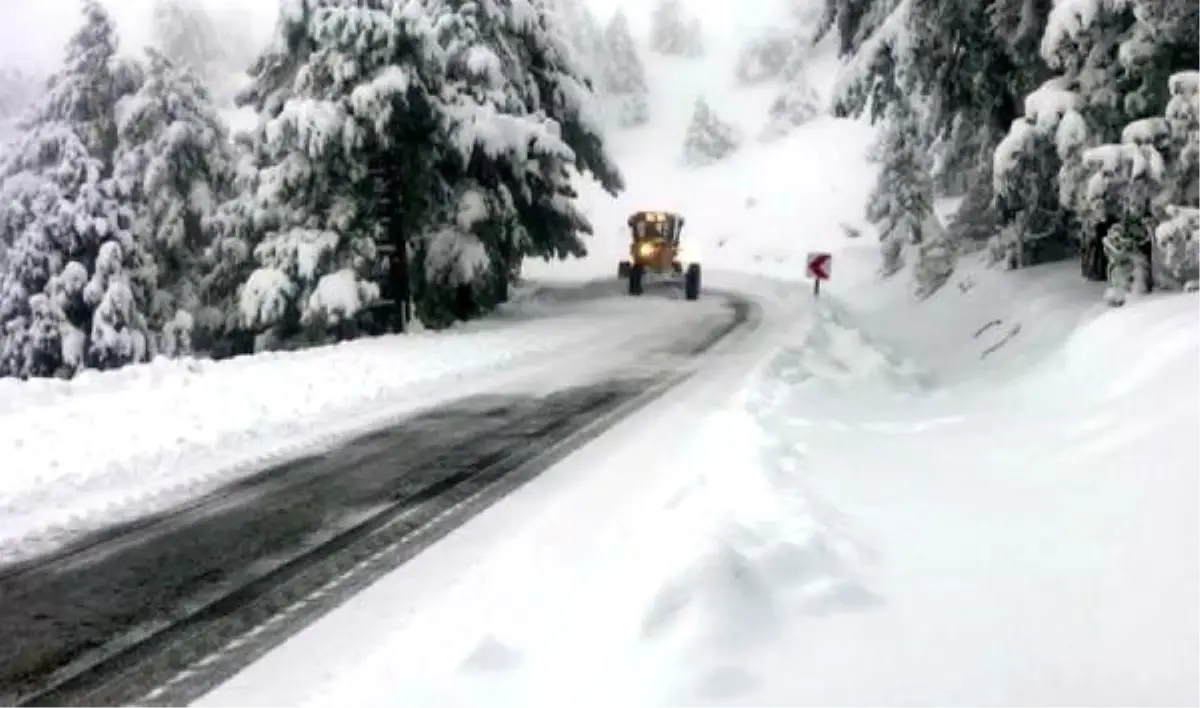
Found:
[618,210,701,300]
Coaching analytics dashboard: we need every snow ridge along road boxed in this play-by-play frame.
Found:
[0,288,758,708]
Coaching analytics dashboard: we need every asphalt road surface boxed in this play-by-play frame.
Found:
[0,292,751,707]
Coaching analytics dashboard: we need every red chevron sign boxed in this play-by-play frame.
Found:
[806,252,831,280]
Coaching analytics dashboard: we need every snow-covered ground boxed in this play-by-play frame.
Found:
[199,18,1198,708]
[202,253,1199,706]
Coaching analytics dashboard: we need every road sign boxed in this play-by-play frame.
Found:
[806,252,831,297]
[806,252,832,280]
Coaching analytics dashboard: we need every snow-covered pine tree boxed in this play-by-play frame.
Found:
[1153,70,1199,286]
[230,0,624,339]
[198,133,261,356]
[930,14,1038,249]
[905,0,1046,159]
[1128,0,1198,46]
[150,0,256,106]
[735,0,820,86]
[1117,0,1198,123]
[834,0,1048,268]
[149,0,223,78]
[550,0,608,91]
[829,2,909,125]
[924,116,983,199]
[865,96,934,277]
[912,210,957,297]
[760,63,821,142]
[814,0,903,58]
[734,31,797,86]
[1155,205,1199,290]
[419,0,624,325]
[648,0,691,56]
[111,48,235,357]
[1053,100,1099,276]
[991,80,1078,269]
[232,0,442,345]
[682,96,741,166]
[0,0,150,378]
[602,10,645,95]
[603,9,650,128]
[681,18,704,57]
[1081,121,1167,305]
[510,0,626,215]
[614,91,651,130]
[1162,70,1199,210]
[1024,0,1139,278]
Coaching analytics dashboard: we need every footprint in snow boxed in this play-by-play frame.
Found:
[676,664,760,704]
[458,635,522,673]
[640,577,693,640]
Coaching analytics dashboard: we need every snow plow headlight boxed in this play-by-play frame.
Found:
[637,242,656,257]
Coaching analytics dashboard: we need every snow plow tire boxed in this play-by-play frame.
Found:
[684,263,701,300]
[629,264,645,296]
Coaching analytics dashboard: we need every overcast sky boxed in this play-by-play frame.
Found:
[587,0,780,35]
[1,0,274,71]
[1,0,782,73]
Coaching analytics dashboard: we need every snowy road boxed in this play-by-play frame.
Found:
[0,280,743,564]
[0,285,760,707]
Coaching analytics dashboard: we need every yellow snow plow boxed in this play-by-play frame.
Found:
[618,210,701,300]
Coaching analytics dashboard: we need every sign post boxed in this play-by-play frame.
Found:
[806,252,831,297]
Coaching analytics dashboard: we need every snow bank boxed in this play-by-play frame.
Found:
[752,302,930,397]
[1049,289,1199,399]
[839,254,1110,384]
[627,400,883,704]
[0,295,715,564]
[627,270,1200,705]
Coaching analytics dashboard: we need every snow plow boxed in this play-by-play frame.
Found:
[618,210,701,300]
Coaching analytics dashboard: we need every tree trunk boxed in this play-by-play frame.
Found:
[1081,218,1112,282]
[381,239,409,334]
[328,317,356,342]
[396,239,410,330]
[454,284,474,321]
[495,235,513,304]
[1140,229,1154,293]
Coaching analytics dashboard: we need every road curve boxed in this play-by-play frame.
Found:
[0,289,754,707]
